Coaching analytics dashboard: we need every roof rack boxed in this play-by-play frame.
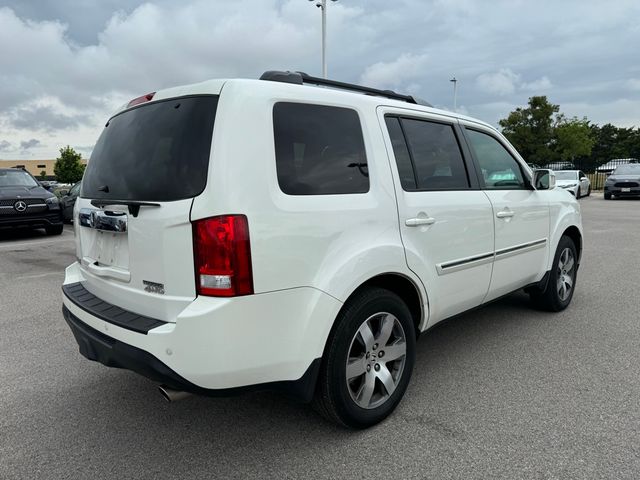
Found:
[259,70,433,107]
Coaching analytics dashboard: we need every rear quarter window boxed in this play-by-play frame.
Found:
[273,102,369,195]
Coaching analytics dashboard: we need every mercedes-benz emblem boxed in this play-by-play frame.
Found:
[13,200,27,212]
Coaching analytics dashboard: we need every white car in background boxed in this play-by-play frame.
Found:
[554,170,591,198]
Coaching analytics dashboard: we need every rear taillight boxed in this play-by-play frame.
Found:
[192,215,253,297]
[127,92,155,108]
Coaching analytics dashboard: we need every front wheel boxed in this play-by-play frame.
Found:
[576,187,582,198]
[586,186,591,196]
[313,287,416,429]
[530,235,578,311]
[604,192,611,200]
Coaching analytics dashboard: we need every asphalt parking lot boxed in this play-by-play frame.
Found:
[1,196,639,480]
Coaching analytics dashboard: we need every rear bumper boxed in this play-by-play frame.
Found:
[62,262,341,398]
[0,211,63,228]
[62,305,321,401]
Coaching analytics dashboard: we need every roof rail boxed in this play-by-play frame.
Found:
[259,70,432,107]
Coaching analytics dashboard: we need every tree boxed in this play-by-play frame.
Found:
[54,146,85,183]
[553,116,595,163]
[39,170,47,180]
[499,96,559,166]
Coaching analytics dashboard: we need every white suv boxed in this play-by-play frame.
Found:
[62,71,582,428]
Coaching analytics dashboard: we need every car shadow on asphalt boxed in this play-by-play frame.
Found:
[47,291,545,437]
[0,227,51,242]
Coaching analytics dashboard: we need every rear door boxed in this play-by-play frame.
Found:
[75,95,219,321]
[461,124,550,301]
[380,109,495,324]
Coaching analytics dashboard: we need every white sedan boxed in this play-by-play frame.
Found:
[554,170,591,198]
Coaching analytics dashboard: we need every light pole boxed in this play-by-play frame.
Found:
[310,0,338,78]
[450,76,458,112]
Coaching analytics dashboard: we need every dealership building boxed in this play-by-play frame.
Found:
[0,159,88,180]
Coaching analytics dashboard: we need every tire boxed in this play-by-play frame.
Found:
[313,287,416,429]
[530,235,578,312]
[45,225,64,235]
[576,187,581,198]
[586,186,591,197]
[604,192,611,200]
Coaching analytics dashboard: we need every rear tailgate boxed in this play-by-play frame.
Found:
[72,94,219,322]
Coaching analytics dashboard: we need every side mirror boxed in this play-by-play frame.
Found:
[533,169,555,190]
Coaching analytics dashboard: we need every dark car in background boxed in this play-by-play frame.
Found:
[604,164,640,199]
[61,181,81,223]
[0,168,64,235]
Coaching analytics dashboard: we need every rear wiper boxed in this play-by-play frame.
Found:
[90,199,160,217]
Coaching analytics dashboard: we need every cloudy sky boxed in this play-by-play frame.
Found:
[1,0,639,159]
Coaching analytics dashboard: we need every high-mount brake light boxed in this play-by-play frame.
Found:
[192,215,253,297]
[127,92,156,108]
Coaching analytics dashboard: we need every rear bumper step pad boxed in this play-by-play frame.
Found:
[62,282,167,334]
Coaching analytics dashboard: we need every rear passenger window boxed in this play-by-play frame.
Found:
[399,118,469,190]
[385,117,416,190]
[465,129,525,189]
[273,103,369,195]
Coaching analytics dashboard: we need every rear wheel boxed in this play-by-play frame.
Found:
[530,235,578,311]
[45,225,64,235]
[313,287,416,429]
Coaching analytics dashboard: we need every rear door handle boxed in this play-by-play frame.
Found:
[405,217,436,227]
[496,210,515,218]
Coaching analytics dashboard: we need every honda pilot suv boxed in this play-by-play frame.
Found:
[62,71,583,428]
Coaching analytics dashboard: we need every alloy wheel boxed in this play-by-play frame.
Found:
[557,247,575,301]
[345,312,407,409]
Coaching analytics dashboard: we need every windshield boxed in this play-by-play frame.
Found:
[82,95,218,202]
[613,165,640,175]
[554,171,578,180]
[0,170,39,187]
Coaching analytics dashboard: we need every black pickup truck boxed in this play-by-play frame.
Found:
[0,168,64,235]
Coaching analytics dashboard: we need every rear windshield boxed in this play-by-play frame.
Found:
[82,95,218,201]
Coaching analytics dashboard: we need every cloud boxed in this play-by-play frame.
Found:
[0,140,11,152]
[20,139,41,150]
[476,68,520,96]
[9,104,90,131]
[360,53,430,93]
[626,78,640,91]
[476,69,553,97]
[521,76,552,92]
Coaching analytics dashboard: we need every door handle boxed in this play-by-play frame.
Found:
[405,217,436,227]
[496,210,515,218]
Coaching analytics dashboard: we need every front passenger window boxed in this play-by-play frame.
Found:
[465,129,525,190]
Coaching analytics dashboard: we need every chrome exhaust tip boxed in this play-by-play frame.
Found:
[158,385,192,402]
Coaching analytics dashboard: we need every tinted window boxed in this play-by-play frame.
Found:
[385,116,416,190]
[465,129,525,189]
[273,103,369,195]
[0,169,38,187]
[82,96,218,201]
[400,118,469,190]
